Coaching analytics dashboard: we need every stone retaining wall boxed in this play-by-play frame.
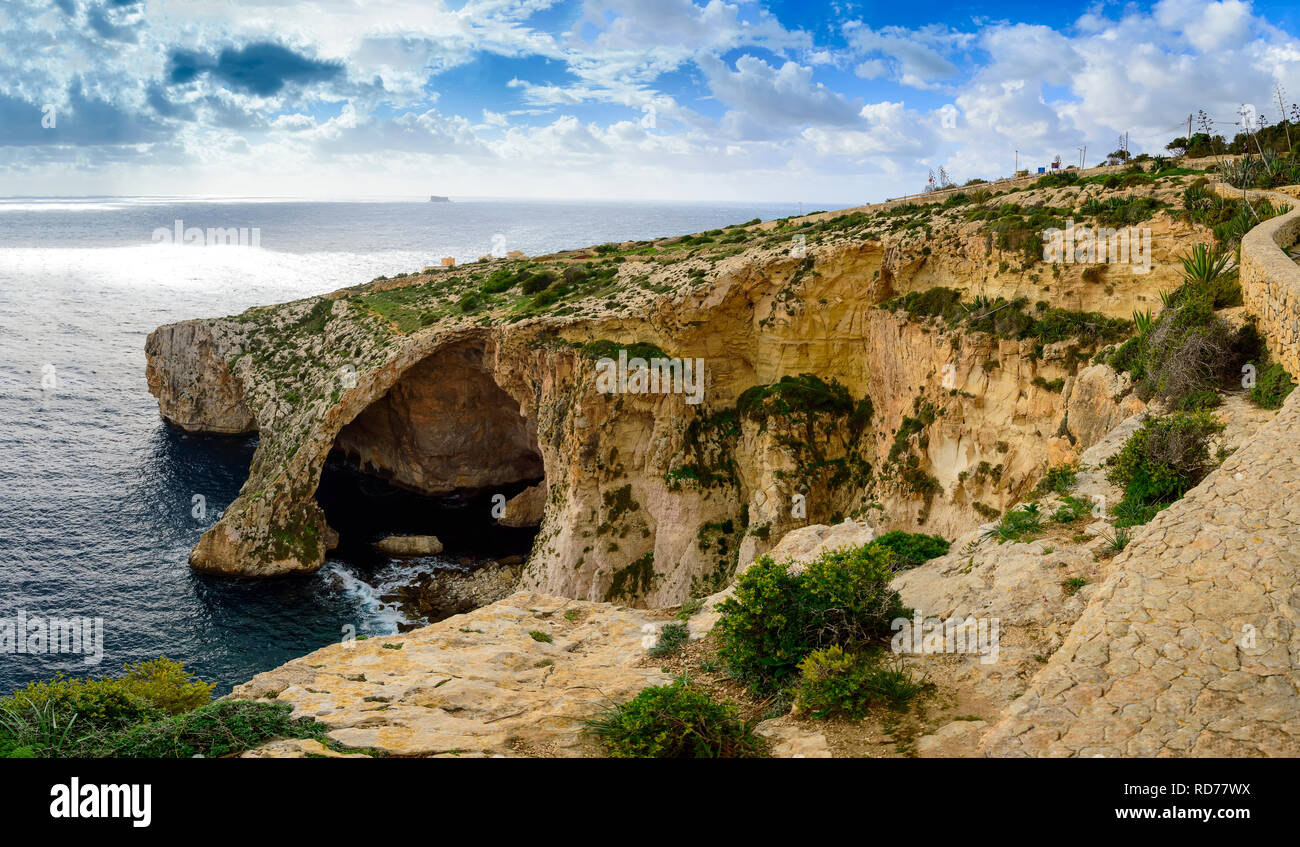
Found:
[1237,188,1300,374]
[979,181,1300,757]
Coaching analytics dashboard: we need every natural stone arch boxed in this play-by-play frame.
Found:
[333,342,543,497]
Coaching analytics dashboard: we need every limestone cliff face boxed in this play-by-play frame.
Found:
[145,320,255,434]
[145,176,1205,598]
[333,343,543,495]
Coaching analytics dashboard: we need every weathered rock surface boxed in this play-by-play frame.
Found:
[981,391,1300,757]
[375,535,444,557]
[755,715,833,758]
[1062,364,1145,449]
[743,519,876,575]
[392,557,523,623]
[231,592,673,757]
[499,483,546,528]
[335,345,543,496]
[145,320,255,434]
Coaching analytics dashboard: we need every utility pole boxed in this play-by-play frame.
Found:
[1014,149,1018,175]
[1188,114,1193,149]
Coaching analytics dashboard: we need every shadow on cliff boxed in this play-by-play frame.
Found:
[315,455,540,568]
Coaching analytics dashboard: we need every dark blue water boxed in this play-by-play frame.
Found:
[0,196,825,695]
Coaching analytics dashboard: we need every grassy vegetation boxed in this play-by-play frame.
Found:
[1052,494,1092,524]
[578,339,669,360]
[1078,194,1168,227]
[647,622,690,658]
[1178,182,1290,254]
[736,373,856,424]
[1108,247,1264,407]
[980,502,1044,543]
[585,677,765,758]
[1250,361,1297,409]
[0,658,327,758]
[1034,462,1078,496]
[883,287,1131,350]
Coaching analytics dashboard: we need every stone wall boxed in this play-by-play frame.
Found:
[978,182,1300,757]
[1237,187,1300,374]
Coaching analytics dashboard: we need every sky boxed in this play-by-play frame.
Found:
[3,0,1300,202]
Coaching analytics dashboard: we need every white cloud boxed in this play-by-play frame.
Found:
[698,53,865,135]
[8,0,1300,202]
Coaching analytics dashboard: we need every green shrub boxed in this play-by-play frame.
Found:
[793,646,930,719]
[868,531,950,569]
[1052,494,1091,523]
[1106,411,1224,527]
[884,288,1130,346]
[295,299,334,333]
[715,544,907,691]
[482,267,523,293]
[0,659,262,758]
[2,658,212,733]
[1118,294,1260,406]
[578,339,668,361]
[585,678,764,758]
[1034,462,1078,495]
[90,701,326,758]
[518,271,556,294]
[1177,388,1222,411]
[1250,361,1296,409]
[735,373,854,423]
[1177,244,1240,307]
[647,622,690,658]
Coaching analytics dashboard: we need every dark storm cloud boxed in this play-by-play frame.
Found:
[167,42,344,96]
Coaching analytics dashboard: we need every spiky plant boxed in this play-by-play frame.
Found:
[1132,309,1154,337]
[1179,243,1232,286]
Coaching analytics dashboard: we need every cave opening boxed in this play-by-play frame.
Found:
[317,342,545,569]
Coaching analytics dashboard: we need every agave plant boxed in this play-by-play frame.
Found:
[1178,242,1232,286]
[1218,155,1256,189]
[1132,309,1154,337]
[1180,184,1215,222]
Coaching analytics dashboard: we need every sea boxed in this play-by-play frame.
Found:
[0,195,837,695]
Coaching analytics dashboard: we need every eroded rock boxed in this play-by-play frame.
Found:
[375,535,444,557]
[231,592,672,757]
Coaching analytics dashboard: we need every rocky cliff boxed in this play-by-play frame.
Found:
[170,168,1300,758]
[147,175,1207,601]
